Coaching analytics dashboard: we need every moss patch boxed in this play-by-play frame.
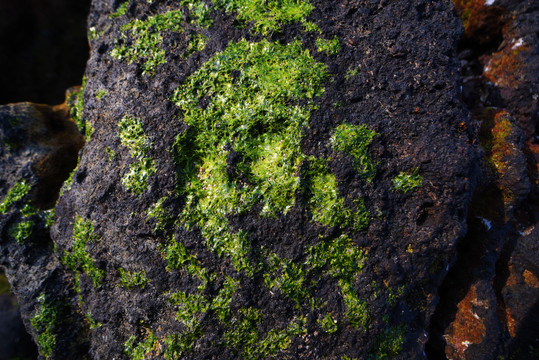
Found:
[118,268,149,289]
[118,115,157,195]
[213,0,317,35]
[62,215,104,287]
[330,123,378,181]
[31,294,60,359]
[111,10,184,75]
[9,220,35,244]
[392,170,422,193]
[0,180,31,215]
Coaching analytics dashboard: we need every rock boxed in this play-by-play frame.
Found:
[50,0,478,359]
[0,97,88,358]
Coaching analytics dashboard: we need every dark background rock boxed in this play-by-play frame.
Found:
[0,0,91,105]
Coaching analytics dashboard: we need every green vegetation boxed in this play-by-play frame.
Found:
[159,235,214,286]
[43,209,55,229]
[308,235,369,329]
[31,294,59,359]
[318,313,338,334]
[86,312,102,329]
[264,253,310,307]
[105,147,117,161]
[316,36,340,55]
[62,215,105,287]
[305,158,369,230]
[183,33,207,58]
[67,77,93,138]
[330,123,378,181]
[163,327,203,359]
[345,66,361,80]
[169,291,210,329]
[20,203,37,217]
[124,331,158,360]
[95,89,108,99]
[146,196,172,232]
[0,180,30,214]
[369,324,407,360]
[213,0,316,35]
[224,309,306,359]
[110,0,129,18]
[9,220,35,244]
[181,0,213,28]
[172,39,328,273]
[118,268,149,289]
[111,10,184,75]
[392,170,422,193]
[118,115,156,195]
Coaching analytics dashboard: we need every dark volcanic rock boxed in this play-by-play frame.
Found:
[0,100,88,359]
[46,0,479,359]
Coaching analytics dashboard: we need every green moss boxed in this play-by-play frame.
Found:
[392,170,422,193]
[316,36,340,55]
[330,123,378,181]
[368,324,407,360]
[62,215,105,287]
[345,66,361,80]
[224,309,306,359]
[110,0,129,18]
[122,157,157,195]
[20,203,37,217]
[213,0,315,35]
[318,313,338,334]
[339,279,369,330]
[306,159,369,231]
[86,312,102,329]
[183,33,208,58]
[264,253,310,307]
[95,89,108,99]
[30,294,59,359]
[163,327,203,359]
[67,77,87,136]
[212,276,239,323]
[118,115,156,195]
[105,147,117,161]
[147,196,172,233]
[124,331,158,360]
[159,235,214,286]
[181,0,213,28]
[0,180,31,214]
[111,10,184,76]
[9,220,35,244]
[169,291,210,329]
[118,268,149,289]
[88,26,104,41]
[172,39,328,273]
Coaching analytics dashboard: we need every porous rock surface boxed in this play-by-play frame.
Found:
[50,0,478,358]
[9,0,534,359]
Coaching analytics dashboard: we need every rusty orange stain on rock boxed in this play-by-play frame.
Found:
[523,270,539,288]
[483,42,531,88]
[445,284,486,358]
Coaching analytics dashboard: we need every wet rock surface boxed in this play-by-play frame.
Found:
[427,0,539,359]
[53,0,476,359]
[0,0,537,359]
